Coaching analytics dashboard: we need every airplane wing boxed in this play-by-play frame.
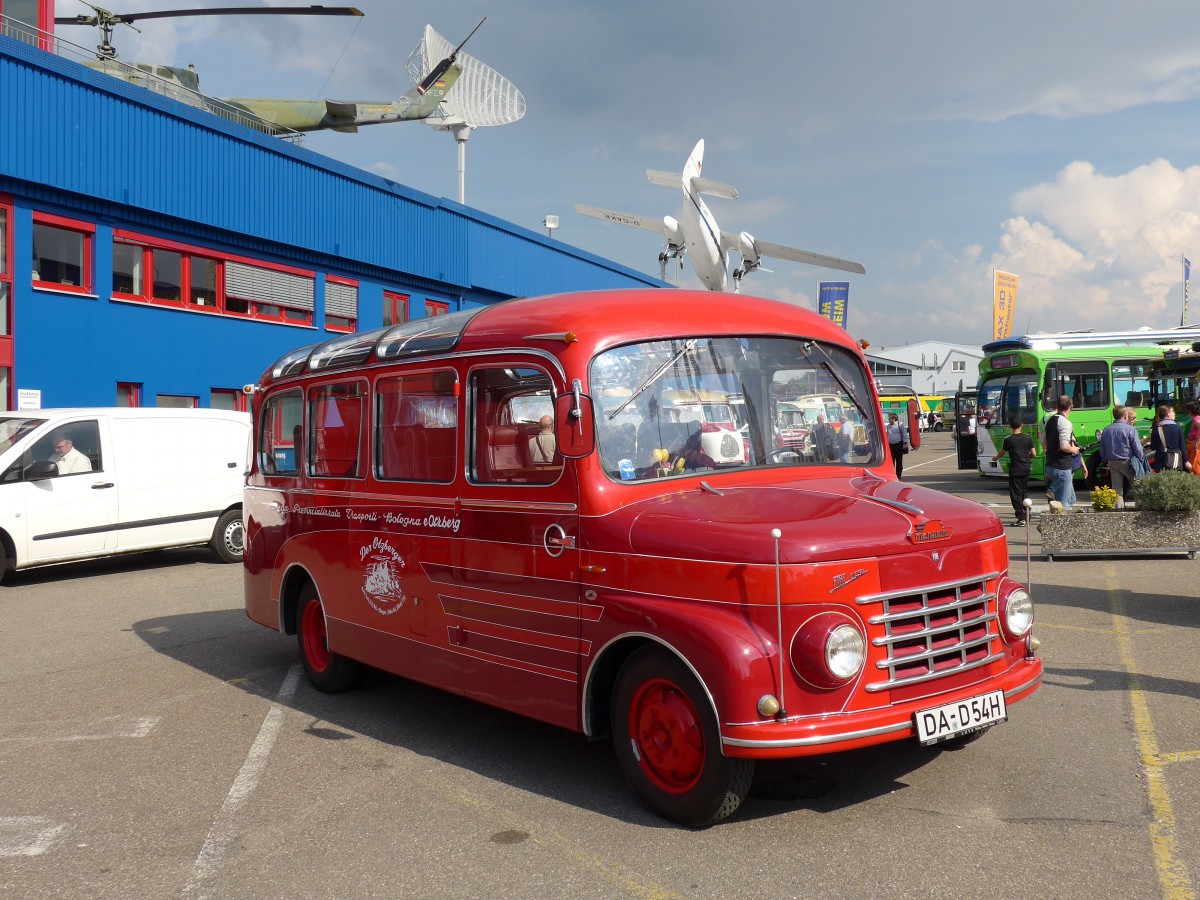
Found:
[722,232,866,275]
[574,204,668,236]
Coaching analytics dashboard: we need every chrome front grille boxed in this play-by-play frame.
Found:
[857,572,1004,693]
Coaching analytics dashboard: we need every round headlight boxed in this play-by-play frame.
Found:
[1003,588,1034,639]
[791,614,866,689]
[826,624,866,679]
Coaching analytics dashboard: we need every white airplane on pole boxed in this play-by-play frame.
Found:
[575,139,865,292]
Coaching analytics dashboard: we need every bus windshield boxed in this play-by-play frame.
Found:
[591,336,882,481]
[977,371,1039,428]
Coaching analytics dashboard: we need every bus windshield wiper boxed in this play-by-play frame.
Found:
[801,340,871,420]
[608,338,699,420]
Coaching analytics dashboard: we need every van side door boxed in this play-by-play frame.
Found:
[15,417,117,565]
[453,360,581,729]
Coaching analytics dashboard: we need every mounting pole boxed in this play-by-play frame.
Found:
[449,123,473,205]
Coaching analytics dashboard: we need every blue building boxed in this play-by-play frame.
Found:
[0,9,659,411]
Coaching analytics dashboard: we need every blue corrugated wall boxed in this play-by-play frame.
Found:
[0,34,661,407]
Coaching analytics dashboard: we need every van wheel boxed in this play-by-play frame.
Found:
[210,509,244,564]
[297,583,358,693]
[611,647,754,827]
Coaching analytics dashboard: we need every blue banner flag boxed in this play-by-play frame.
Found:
[818,282,850,330]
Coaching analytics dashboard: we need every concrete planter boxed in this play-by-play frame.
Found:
[1038,509,1200,560]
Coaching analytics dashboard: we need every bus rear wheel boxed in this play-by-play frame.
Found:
[611,647,753,827]
[297,583,359,693]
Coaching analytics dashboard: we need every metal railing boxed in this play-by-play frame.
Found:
[1,14,304,144]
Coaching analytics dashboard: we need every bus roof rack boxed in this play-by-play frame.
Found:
[983,325,1200,353]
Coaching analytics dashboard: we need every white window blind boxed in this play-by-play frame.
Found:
[326,281,358,318]
[226,261,314,310]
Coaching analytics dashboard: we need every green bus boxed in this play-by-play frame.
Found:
[975,328,1200,483]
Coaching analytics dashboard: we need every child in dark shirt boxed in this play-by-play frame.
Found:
[992,414,1038,526]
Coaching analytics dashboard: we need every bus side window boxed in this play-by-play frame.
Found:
[308,381,365,479]
[375,370,458,483]
[471,367,557,485]
[259,389,302,476]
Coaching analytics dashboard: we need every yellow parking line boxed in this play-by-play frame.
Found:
[1106,563,1196,900]
[1158,750,1200,765]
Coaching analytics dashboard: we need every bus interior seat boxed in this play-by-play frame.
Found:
[485,425,523,480]
[1125,390,1148,408]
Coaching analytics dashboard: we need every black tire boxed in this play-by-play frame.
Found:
[296,582,359,693]
[209,508,244,564]
[611,646,754,827]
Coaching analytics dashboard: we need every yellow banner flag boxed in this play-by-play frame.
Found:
[993,270,1019,340]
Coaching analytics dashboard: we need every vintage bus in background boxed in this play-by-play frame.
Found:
[876,388,948,432]
[975,328,1200,483]
[242,289,1041,827]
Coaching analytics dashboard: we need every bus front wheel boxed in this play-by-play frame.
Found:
[611,647,754,828]
[297,583,359,693]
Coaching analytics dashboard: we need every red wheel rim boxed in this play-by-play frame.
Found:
[300,598,330,673]
[628,677,705,793]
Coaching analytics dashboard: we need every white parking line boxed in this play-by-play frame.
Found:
[0,715,161,747]
[184,665,300,896]
[0,816,66,857]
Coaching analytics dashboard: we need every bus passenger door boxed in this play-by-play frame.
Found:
[452,362,582,730]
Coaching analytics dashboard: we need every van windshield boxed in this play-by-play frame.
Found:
[591,336,883,482]
[0,416,47,454]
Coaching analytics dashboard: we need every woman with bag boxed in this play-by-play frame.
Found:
[1149,405,1186,472]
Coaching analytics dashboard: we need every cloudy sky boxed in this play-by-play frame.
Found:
[50,0,1200,349]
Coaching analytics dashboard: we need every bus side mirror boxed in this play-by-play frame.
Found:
[555,387,594,458]
[906,400,922,450]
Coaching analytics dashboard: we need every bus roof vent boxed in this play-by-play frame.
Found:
[376,307,483,361]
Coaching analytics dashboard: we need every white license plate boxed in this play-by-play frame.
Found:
[914,690,1007,745]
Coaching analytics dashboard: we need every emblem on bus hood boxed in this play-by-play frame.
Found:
[908,519,953,544]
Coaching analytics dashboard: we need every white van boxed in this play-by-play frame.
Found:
[0,408,250,579]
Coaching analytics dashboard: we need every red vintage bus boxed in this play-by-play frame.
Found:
[243,289,1041,827]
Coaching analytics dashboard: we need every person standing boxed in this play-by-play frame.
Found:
[885,412,909,479]
[992,414,1037,525]
[1182,400,1200,474]
[1099,405,1145,509]
[1044,395,1085,510]
[1149,404,1186,472]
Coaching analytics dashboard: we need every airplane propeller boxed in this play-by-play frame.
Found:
[55,2,364,60]
[417,17,485,94]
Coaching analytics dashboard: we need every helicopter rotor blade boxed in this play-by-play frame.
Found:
[56,6,364,27]
[416,17,485,95]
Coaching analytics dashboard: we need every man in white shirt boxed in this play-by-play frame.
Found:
[528,415,556,464]
[48,434,92,475]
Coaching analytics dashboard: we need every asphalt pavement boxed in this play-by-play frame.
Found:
[0,433,1196,899]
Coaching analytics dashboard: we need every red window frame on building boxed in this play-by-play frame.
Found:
[211,388,248,412]
[32,211,94,296]
[111,229,314,327]
[116,382,142,407]
[384,291,408,326]
[0,195,13,409]
[324,275,358,334]
[425,299,449,317]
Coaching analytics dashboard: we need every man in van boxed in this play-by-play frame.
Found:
[48,434,92,475]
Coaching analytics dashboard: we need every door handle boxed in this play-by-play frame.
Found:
[91,482,114,489]
[543,524,574,557]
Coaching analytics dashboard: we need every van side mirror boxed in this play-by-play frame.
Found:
[25,460,59,481]
[555,383,594,458]
[906,400,922,451]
